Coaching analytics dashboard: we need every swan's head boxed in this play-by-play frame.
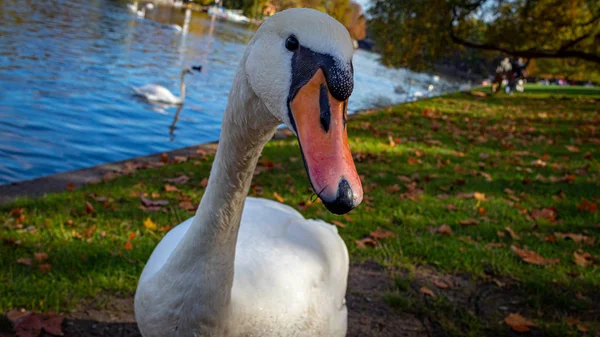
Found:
[245,8,362,215]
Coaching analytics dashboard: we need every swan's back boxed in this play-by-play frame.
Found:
[137,197,349,337]
[132,84,180,104]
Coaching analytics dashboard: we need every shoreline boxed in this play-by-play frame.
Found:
[0,128,297,204]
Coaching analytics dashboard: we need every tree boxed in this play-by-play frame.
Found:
[368,0,600,72]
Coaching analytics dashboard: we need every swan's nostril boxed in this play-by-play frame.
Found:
[322,178,355,215]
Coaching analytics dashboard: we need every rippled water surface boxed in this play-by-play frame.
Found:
[0,0,459,184]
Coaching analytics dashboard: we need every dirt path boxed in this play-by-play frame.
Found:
[3,262,599,337]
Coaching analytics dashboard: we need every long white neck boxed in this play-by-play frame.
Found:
[179,72,187,102]
[154,60,279,334]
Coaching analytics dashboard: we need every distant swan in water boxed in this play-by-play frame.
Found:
[133,66,202,105]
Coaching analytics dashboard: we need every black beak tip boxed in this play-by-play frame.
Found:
[192,65,203,72]
[321,178,356,215]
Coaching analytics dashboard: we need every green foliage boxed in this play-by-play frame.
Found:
[368,0,600,77]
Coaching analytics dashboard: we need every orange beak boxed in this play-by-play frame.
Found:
[290,69,362,215]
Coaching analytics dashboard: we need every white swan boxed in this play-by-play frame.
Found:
[134,8,363,337]
[132,67,200,105]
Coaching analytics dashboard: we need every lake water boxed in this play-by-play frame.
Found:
[0,0,460,185]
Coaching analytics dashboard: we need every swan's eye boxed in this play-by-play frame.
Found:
[285,36,299,51]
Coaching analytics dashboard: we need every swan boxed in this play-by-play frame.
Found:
[134,8,363,337]
[132,66,201,105]
[127,1,138,12]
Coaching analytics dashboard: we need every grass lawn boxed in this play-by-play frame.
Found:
[1,85,599,336]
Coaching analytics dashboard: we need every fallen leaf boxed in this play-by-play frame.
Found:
[474,192,486,201]
[16,258,32,266]
[478,207,487,215]
[459,218,479,226]
[144,217,157,230]
[504,313,535,332]
[577,198,597,213]
[41,314,63,336]
[39,263,52,273]
[124,241,133,250]
[128,232,136,241]
[200,178,209,188]
[164,175,190,185]
[433,280,449,289]
[164,184,179,192]
[370,228,396,239]
[565,145,580,152]
[34,252,48,263]
[564,317,579,325]
[140,197,169,207]
[85,201,95,215]
[505,227,520,240]
[555,232,595,246]
[66,183,75,191]
[437,224,453,236]
[545,235,557,243]
[273,192,285,203]
[530,207,556,223]
[84,225,96,239]
[14,313,42,337]
[160,153,169,163]
[577,324,590,332]
[511,245,559,265]
[573,250,593,267]
[446,204,457,212]
[486,242,505,249]
[419,286,435,297]
[331,221,345,228]
[355,237,377,249]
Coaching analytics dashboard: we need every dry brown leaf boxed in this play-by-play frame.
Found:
[34,252,48,263]
[164,184,179,192]
[355,237,377,249]
[545,235,557,243]
[433,280,449,289]
[437,224,453,236]
[370,228,396,239]
[41,313,63,336]
[504,313,535,332]
[164,175,190,185]
[577,198,597,213]
[140,197,169,207]
[473,192,486,201]
[17,258,32,266]
[577,324,590,332]
[573,250,593,267]
[14,313,42,337]
[565,145,580,153]
[160,153,169,163]
[66,183,75,191]
[530,207,556,223]
[331,221,345,228]
[84,225,96,239]
[419,286,436,297]
[273,192,285,203]
[555,232,595,246]
[564,317,579,325]
[39,263,52,273]
[200,178,209,188]
[85,201,95,215]
[511,245,559,265]
[459,218,479,226]
[505,227,520,240]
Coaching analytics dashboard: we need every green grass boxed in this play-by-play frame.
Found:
[1,85,599,335]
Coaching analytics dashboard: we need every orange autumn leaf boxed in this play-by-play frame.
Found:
[419,286,435,297]
[200,178,209,188]
[34,252,48,263]
[504,313,535,332]
[84,225,96,239]
[85,201,95,214]
[331,221,346,228]
[355,237,377,249]
[565,145,580,153]
[128,232,136,241]
[124,241,133,250]
[164,184,179,192]
[66,183,75,191]
[511,245,559,265]
[478,207,487,215]
[370,228,396,239]
[473,192,486,201]
[39,263,52,273]
[573,250,593,267]
[577,198,597,213]
[273,192,285,203]
[505,227,520,240]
